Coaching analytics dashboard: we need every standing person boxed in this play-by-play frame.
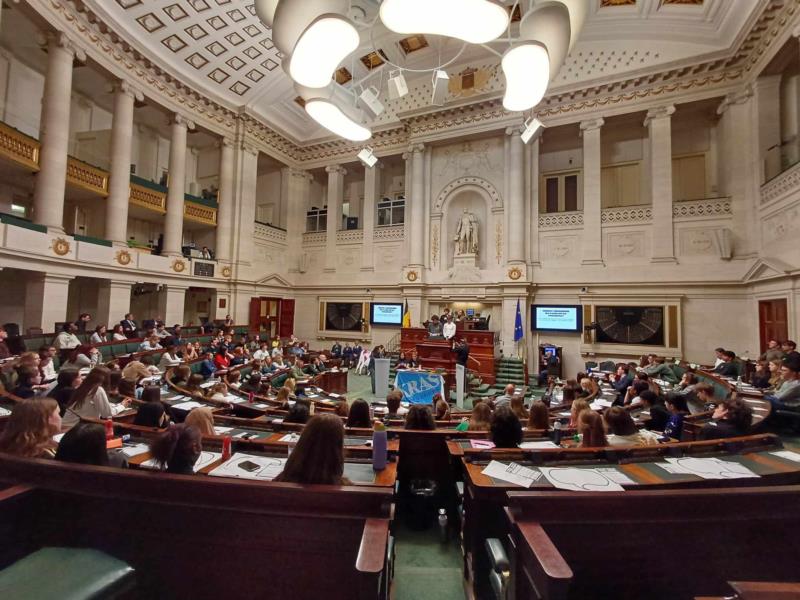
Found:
[120,313,138,338]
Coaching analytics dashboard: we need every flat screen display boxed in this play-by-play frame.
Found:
[531,305,582,333]
[370,303,404,326]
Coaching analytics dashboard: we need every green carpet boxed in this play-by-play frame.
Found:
[393,521,466,600]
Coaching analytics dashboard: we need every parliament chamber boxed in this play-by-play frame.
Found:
[0,0,799,599]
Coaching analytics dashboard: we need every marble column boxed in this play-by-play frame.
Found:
[157,285,188,327]
[717,87,759,258]
[163,115,194,256]
[215,137,235,263]
[362,162,381,271]
[96,280,131,328]
[408,144,425,267]
[105,81,142,244]
[645,105,676,263]
[285,168,312,272]
[324,165,346,272]
[507,128,525,264]
[580,118,604,266]
[24,273,73,332]
[33,33,85,231]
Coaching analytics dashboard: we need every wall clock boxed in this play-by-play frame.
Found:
[595,306,665,345]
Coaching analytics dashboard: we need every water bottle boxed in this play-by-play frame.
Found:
[372,420,387,471]
[438,508,448,543]
[553,420,562,446]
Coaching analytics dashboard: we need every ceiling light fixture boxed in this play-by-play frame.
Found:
[357,146,378,167]
[379,0,508,44]
[520,117,544,144]
[502,43,550,112]
[305,98,372,141]
[288,15,360,88]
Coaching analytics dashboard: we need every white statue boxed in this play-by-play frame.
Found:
[453,209,479,256]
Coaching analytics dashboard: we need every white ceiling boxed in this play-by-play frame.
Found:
[67,1,766,144]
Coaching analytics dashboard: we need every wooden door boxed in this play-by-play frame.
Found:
[759,299,788,353]
[279,299,295,338]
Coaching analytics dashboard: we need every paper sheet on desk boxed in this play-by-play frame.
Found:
[482,460,542,488]
[771,450,800,463]
[658,457,759,479]
[518,441,559,449]
[538,466,625,492]
[208,453,286,481]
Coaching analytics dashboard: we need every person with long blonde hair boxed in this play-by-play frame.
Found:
[0,398,61,458]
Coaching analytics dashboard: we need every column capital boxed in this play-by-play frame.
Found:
[716,85,753,115]
[109,80,143,102]
[407,143,425,154]
[579,117,605,132]
[325,164,347,176]
[171,113,196,130]
[39,31,86,62]
[644,105,675,127]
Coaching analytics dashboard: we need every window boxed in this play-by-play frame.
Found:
[306,208,327,232]
[377,195,405,226]
[601,161,641,208]
[672,154,706,201]
[540,171,581,213]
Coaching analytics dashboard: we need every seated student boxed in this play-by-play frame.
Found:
[385,390,407,418]
[61,345,100,372]
[713,350,739,378]
[568,398,590,429]
[171,365,192,387]
[638,390,670,432]
[434,397,451,421]
[490,406,523,448]
[275,414,352,485]
[240,372,262,395]
[149,424,202,475]
[63,367,118,429]
[510,396,529,421]
[55,422,115,467]
[50,370,83,416]
[751,360,771,389]
[184,406,215,436]
[12,367,44,399]
[200,351,217,379]
[604,406,660,446]
[404,404,436,430]
[346,398,372,428]
[578,409,607,448]
[699,396,753,440]
[158,344,181,371]
[0,397,60,457]
[662,392,689,440]
[285,401,311,424]
[527,400,550,431]
[642,357,678,384]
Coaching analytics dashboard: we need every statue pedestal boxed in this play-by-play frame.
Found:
[453,253,478,268]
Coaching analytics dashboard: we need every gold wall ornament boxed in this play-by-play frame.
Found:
[508,266,523,281]
[115,249,132,266]
[406,270,418,282]
[221,266,232,278]
[52,237,71,256]
[171,259,187,273]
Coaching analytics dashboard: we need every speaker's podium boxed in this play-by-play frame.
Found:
[400,328,496,393]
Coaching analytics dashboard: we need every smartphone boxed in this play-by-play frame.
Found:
[238,460,260,473]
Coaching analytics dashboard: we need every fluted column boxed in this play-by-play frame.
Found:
[408,144,425,267]
[163,114,194,256]
[215,137,235,262]
[362,162,381,271]
[507,128,525,264]
[580,118,604,266]
[645,105,676,263]
[105,81,142,244]
[33,33,85,231]
[325,165,346,271]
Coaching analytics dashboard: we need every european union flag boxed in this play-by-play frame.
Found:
[514,298,524,342]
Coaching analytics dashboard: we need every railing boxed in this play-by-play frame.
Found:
[0,121,39,170]
[538,211,583,229]
[672,197,731,219]
[184,201,217,226]
[601,204,652,224]
[66,156,109,196]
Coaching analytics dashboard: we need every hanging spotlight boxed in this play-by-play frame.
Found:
[380,0,508,44]
[387,69,409,100]
[358,86,385,118]
[357,146,378,168]
[502,43,550,112]
[520,117,545,144]
[288,15,360,88]
[431,69,450,106]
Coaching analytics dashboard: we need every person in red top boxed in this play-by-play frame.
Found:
[213,349,230,371]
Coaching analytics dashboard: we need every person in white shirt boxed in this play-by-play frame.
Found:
[442,316,457,340]
[90,325,107,345]
[158,344,182,370]
[111,324,128,341]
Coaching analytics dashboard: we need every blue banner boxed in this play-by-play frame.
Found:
[394,370,445,404]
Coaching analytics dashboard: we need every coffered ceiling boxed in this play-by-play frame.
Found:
[78,0,765,144]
